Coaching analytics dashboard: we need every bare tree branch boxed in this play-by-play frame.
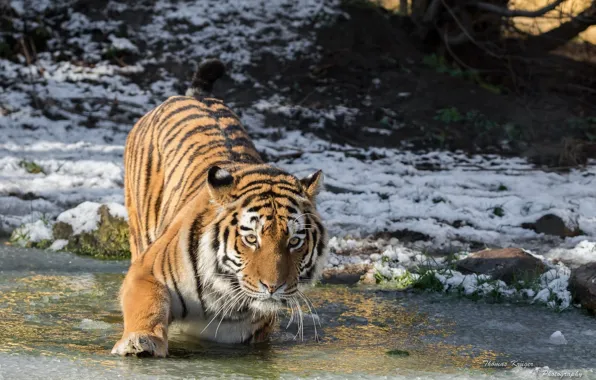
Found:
[471,0,565,17]
[522,1,596,52]
[440,0,505,57]
[400,0,408,14]
[423,0,443,22]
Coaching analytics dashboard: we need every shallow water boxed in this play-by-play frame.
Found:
[0,244,595,379]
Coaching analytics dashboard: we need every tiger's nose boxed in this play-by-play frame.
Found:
[260,280,285,294]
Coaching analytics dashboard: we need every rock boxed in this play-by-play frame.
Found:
[548,331,567,345]
[54,203,130,259]
[321,264,371,285]
[10,202,131,259]
[456,248,545,285]
[521,214,580,238]
[570,263,596,313]
[360,270,377,285]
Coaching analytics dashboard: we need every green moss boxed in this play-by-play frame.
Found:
[54,205,130,260]
[493,207,505,217]
[423,54,503,94]
[33,239,53,249]
[386,349,410,357]
[8,229,51,249]
[412,270,443,292]
[374,271,385,284]
[434,107,463,124]
[52,222,73,240]
[19,160,45,174]
[9,227,30,247]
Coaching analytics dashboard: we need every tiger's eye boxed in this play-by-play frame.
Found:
[245,234,257,244]
[289,237,301,247]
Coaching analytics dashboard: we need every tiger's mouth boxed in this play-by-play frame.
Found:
[238,281,288,304]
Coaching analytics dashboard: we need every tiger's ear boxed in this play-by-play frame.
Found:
[300,170,323,201]
[207,165,234,203]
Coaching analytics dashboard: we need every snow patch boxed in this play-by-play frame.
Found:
[49,239,68,251]
[548,331,567,345]
[11,219,52,245]
[545,240,596,268]
[56,202,127,235]
[107,35,139,53]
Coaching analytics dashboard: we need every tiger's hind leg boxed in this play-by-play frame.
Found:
[111,263,170,357]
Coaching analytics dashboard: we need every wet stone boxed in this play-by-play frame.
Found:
[456,248,546,284]
[570,262,596,313]
[321,264,371,285]
[521,214,581,238]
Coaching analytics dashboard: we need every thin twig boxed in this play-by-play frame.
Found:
[440,0,503,58]
[471,0,565,18]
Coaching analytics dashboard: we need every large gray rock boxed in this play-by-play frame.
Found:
[570,263,596,313]
[456,248,546,284]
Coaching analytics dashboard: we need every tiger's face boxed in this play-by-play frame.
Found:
[200,165,328,314]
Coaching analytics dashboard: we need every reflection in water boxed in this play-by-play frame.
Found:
[0,273,502,378]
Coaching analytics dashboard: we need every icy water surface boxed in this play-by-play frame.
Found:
[0,244,595,379]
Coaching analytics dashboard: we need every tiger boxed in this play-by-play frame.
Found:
[111,59,328,357]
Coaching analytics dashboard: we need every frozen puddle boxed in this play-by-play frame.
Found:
[0,245,595,379]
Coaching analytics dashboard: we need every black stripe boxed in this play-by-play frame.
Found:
[157,98,208,141]
[154,185,163,236]
[221,123,248,135]
[259,192,302,207]
[199,97,223,108]
[247,205,263,213]
[236,166,288,179]
[160,241,170,284]
[240,193,261,208]
[168,247,188,319]
[162,139,225,190]
[157,104,204,142]
[303,233,326,281]
[210,109,238,119]
[234,183,301,200]
[175,160,232,209]
[143,143,154,247]
[223,228,242,268]
[211,222,220,254]
[162,114,218,149]
[187,214,204,303]
[236,178,297,193]
[301,217,322,276]
[231,152,263,164]
[175,123,222,147]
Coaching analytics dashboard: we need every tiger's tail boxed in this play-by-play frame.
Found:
[185,58,226,98]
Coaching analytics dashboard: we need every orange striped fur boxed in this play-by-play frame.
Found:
[112,59,328,357]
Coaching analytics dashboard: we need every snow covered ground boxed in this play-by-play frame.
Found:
[1,0,596,257]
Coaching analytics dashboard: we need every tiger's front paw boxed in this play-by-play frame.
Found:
[111,332,167,358]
